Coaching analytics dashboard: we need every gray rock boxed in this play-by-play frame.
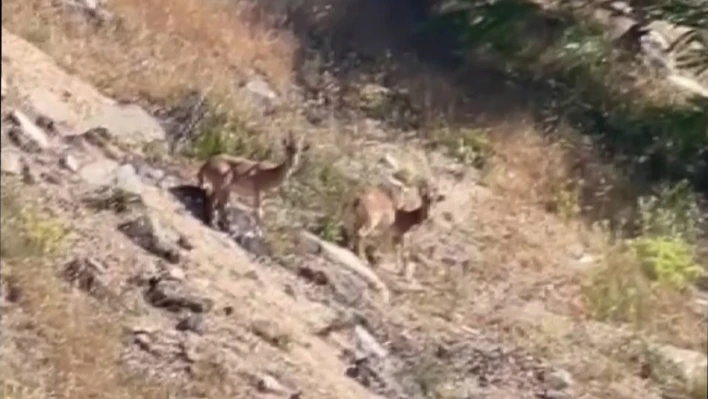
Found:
[8,109,50,150]
[144,278,213,313]
[113,163,142,193]
[245,78,278,101]
[546,369,573,390]
[60,153,80,172]
[77,158,120,186]
[1,74,7,99]
[176,313,204,334]
[243,78,279,115]
[62,257,115,301]
[1,150,24,175]
[650,343,708,384]
[118,214,182,264]
[79,103,166,145]
[162,264,186,282]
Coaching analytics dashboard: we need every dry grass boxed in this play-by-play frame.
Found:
[2,0,296,108]
[583,244,707,351]
[0,181,173,398]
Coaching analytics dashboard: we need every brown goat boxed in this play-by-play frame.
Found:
[349,182,445,278]
[197,132,310,227]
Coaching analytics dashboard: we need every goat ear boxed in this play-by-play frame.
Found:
[436,194,446,202]
[302,143,311,152]
[281,138,289,147]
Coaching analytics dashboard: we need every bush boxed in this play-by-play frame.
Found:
[629,235,702,289]
[0,185,68,260]
[183,106,267,160]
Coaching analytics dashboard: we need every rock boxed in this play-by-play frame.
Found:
[650,343,708,384]
[112,163,142,194]
[35,115,56,134]
[144,278,213,313]
[60,153,80,172]
[299,230,390,303]
[254,372,300,398]
[546,369,573,390]
[218,206,269,256]
[21,164,38,185]
[1,150,24,175]
[118,214,181,264]
[537,389,569,399]
[1,74,7,99]
[296,266,330,286]
[2,276,21,303]
[176,313,204,334]
[243,78,279,115]
[77,158,120,186]
[354,325,388,359]
[250,320,291,349]
[176,235,194,251]
[8,109,50,150]
[245,78,278,101]
[162,264,186,282]
[62,257,114,300]
[79,103,166,145]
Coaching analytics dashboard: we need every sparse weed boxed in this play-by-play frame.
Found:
[183,107,268,160]
[410,357,447,398]
[427,125,493,168]
[1,185,68,260]
[584,247,654,328]
[281,157,357,242]
[636,180,704,240]
[547,180,581,219]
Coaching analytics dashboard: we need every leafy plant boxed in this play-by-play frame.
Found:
[629,235,702,289]
[183,108,267,160]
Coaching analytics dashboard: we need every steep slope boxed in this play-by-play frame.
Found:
[1,13,706,399]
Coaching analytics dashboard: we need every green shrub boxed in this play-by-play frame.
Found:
[629,235,702,290]
[183,107,267,160]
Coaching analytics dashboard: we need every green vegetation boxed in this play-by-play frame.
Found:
[181,100,268,160]
[426,125,493,168]
[419,0,708,195]
[1,183,68,260]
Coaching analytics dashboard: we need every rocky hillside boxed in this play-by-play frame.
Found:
[1,1,707,399]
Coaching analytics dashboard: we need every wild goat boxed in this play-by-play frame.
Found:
[197,132,310,227]
[348,182,445,279]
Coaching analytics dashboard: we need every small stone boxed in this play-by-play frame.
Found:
[1,74,7,99]
[21,164,38,184]
[8,109,50,150]
[176,313,204,334]
[547,369,573,390]
[133,332,152,353]
[177,235,194,251]
[164,266,186,282]
[113,163,142,193]
[35,115,56,134]
[537,389,568,399]
[78,158,120,186]
[60,153,80,172]
[245,79,277,100]
[1,150,24,175]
